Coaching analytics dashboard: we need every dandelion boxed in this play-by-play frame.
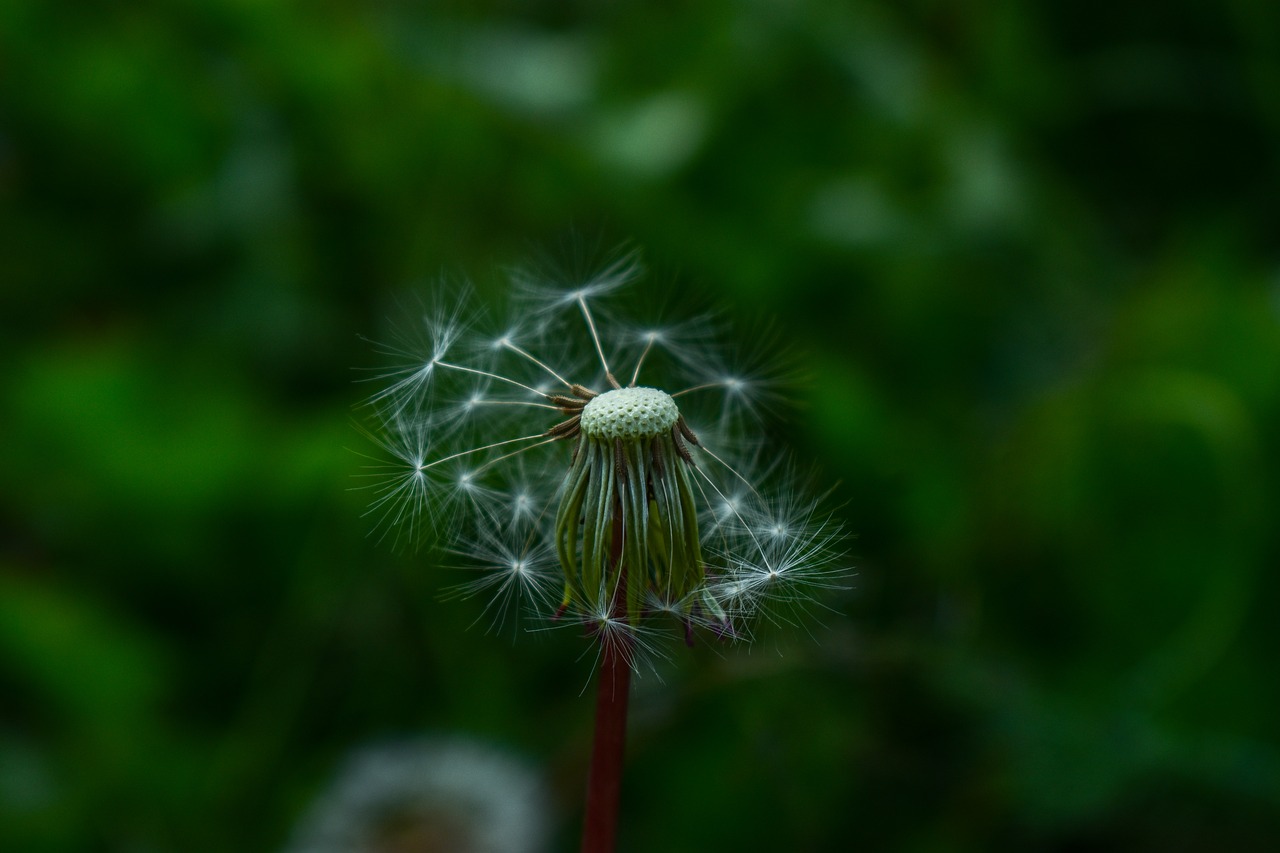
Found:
[285,737,550,853]
[356,246,848,852]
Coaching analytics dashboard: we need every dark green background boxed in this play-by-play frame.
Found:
[3,1,1278,850]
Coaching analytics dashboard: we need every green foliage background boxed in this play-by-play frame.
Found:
[3,1,1279,850]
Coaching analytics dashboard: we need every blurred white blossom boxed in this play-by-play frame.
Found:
[284,737,550,853]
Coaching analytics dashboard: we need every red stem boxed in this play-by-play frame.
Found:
[581,507,631,853]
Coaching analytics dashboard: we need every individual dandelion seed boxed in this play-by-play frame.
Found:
[708,482,851,636]
[440,530,561,636]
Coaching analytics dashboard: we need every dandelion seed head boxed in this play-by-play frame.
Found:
[579,386,679,440]
[358,247,849,669]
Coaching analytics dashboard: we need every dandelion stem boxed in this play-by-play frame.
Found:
[628,335,657,387]
[581,506,630,853]
[501,339,575,389]
[421,432,549,471]
[696,442,764,500]
[579,296,622,390]
[434,359,553,399]
[473,399,563,411]
[471,436,562,475]
[670,381,726,397]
